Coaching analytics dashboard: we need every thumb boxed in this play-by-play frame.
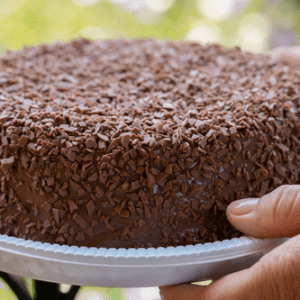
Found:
[226,185,300,238]
[270,46,300,70]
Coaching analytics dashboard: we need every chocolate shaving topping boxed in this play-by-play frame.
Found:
[0,39,299,249]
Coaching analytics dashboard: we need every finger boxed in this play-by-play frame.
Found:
[160,266,259,300]
[159,284,206,300]
[160,235,300,300]
[270,46,300,69]
[226,185,300,238]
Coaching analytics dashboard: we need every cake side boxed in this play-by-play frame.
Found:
[0,39,299,248]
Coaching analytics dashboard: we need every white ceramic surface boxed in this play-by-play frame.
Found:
[0,235,288,287]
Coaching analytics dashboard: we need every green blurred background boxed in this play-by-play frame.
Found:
[0,0,299,299]
[0,0,299,54]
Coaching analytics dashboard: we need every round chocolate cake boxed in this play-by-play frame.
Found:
[0,39,299,249]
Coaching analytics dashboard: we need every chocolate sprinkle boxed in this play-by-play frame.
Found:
[0,39,299,249]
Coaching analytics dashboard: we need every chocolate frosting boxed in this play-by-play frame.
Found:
[0,39,299,249]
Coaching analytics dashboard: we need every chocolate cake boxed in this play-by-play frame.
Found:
[0,39,299,249]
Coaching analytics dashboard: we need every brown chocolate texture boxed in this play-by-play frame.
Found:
[0,39,299,249]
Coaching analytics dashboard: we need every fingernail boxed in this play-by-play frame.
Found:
[228,198,259,216]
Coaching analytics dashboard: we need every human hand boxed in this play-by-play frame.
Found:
[159,185,300,300]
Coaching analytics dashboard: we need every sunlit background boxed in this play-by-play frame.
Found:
[0,0,299,299]
[0,0,299,54]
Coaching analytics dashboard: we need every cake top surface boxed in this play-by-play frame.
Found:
[0,39,298,155]
[0,39,300,248]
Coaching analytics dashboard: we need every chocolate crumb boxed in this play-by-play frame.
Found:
[85,138,97,149]
[74,215,88,229]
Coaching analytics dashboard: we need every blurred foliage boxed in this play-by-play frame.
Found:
[0,278,123,300]
[0,284,18,300]
[0,0,299,54]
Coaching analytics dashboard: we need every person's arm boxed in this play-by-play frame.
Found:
[159,47,300,300]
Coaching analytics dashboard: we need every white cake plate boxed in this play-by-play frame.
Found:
[0,234,287,287]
